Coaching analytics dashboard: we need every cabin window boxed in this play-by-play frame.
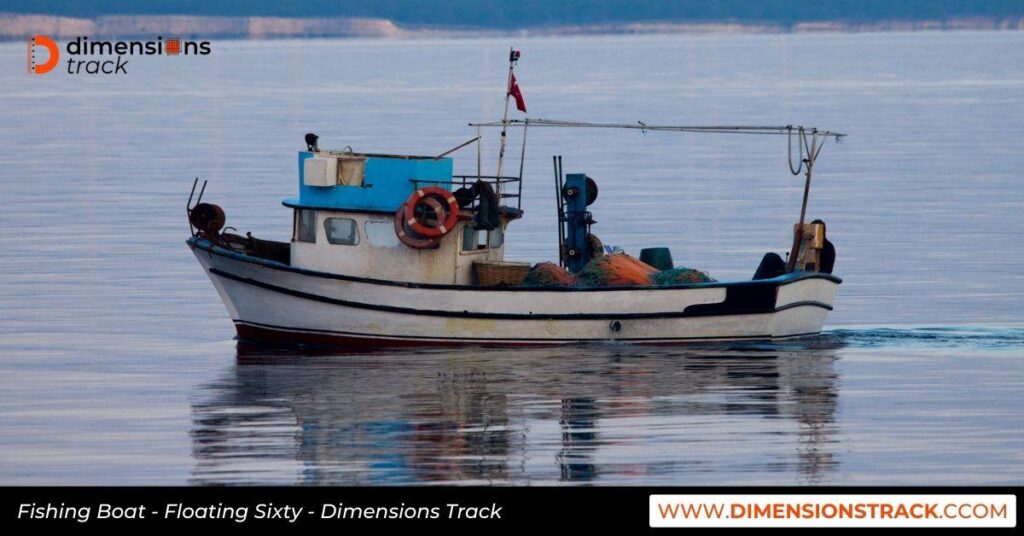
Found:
[295,209,317,243]
[488,225,504,248]
[462,226,501,252]
[365,221,401,248]
[324,217,359,245]
[462,226,479,251]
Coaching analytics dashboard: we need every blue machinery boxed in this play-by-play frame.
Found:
[553,156,598,273]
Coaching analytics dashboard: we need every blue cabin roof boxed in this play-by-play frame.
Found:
[283,151,453,213]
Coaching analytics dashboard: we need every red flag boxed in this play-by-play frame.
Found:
[508,73,527,113]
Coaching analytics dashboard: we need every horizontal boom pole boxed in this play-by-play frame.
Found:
[469,118,846,140]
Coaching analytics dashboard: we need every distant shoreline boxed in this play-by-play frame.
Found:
[2,13,1022,41]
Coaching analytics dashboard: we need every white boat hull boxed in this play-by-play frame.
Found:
[189,238,840,347]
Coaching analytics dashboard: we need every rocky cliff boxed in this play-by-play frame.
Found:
[2,13,1022,41]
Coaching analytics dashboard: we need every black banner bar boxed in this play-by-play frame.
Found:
[1,487,1019,532]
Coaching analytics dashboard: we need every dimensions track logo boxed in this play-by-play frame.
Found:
[27,35,211,75]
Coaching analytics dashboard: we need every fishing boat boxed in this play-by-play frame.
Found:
[186,51,844,347]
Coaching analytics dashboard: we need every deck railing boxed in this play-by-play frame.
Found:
[411,174,522,212]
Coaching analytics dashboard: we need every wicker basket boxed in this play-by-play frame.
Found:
[473,260,531,287]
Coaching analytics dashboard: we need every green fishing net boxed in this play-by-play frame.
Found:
[649,267,717,285]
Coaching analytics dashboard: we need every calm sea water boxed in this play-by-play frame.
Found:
[0,32,1021,485]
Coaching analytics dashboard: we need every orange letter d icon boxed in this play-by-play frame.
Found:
[28,35,60,74]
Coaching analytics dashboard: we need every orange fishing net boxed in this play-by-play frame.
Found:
[579,253,658,287]
[522,262,577,287]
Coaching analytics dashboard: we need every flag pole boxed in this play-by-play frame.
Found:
[495,48,518,188]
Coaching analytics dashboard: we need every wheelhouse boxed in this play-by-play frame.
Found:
[283,149,522,285]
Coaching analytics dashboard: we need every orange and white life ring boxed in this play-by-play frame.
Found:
[393,203,440,249]
[403,186,459,238]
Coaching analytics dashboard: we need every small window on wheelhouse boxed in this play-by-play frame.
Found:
[488,225,504,249]
[462,225,498,252]
[295,209,317,243]
[324,217,359,245]
[365,221,400,248]
[462,226,480,252]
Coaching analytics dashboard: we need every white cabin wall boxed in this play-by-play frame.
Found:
[290,210,506,285]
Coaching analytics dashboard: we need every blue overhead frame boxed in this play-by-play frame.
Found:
[285,151,453,213]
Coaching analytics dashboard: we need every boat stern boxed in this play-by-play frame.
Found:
[771,273,841,338]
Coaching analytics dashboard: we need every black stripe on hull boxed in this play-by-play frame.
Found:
[210,268,834,321]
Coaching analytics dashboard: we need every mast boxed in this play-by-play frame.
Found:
[785,127,829,272]
[495,48,520,185]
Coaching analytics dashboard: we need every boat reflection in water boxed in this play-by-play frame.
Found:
[190,340,842,485]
